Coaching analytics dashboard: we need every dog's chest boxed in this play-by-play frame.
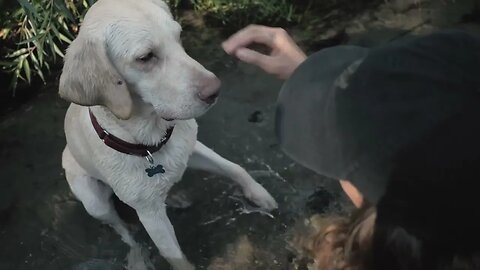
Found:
[99,120,198,205]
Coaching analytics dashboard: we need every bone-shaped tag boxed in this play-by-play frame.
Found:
[145,164,165,177]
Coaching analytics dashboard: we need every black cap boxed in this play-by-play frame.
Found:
[276,30,480,250]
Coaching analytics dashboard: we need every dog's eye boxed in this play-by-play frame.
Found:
[137,52,155,62]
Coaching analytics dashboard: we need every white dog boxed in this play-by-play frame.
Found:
[59,0,278,269]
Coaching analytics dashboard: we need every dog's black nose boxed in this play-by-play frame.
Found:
[198,76,221,104]
[199,91,220,104]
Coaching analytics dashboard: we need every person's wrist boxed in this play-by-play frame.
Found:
[282,55,306,80]
[295,55,307,68]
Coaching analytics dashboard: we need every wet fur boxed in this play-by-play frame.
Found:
[59,0,277,269]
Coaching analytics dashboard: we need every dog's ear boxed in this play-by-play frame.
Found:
[59,35,133,120]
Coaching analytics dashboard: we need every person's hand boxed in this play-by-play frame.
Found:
[222,25,307,80]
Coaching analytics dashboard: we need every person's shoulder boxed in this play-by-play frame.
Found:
[376,29,480,57]
[416,29,480,43]
[406,29,479,51]
[357,30,480,82]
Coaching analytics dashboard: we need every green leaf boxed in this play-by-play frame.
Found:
[53,42,65,58]
[6,48,28,58]
[23,58,31,83]
[28,15,41,33]
[47,33,57,61]
[30,50,40,66]
[35,65,46,82]
[60,23,75,39]
[17,33,44,45]
[65,0,79,16]
[40,9,51,28]
[9,73,19,96]
[50,24,72,44]
[17,57,24,74]
[58,32,73,44]
[13,8,26,18]
[50,23,61,38]
[53,0,75,22]
[22,25,33,40]
[35,36,45,64]
[17,0,39,17]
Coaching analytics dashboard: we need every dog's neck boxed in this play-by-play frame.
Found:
[89,102,177,146]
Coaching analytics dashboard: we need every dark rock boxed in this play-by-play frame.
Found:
[248,110,264,123]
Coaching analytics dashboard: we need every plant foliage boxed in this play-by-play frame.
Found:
[193,0,298,28]
[0,0,96,95]
[0,0,302,95]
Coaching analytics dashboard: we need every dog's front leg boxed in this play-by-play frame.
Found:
[136,204,194,270]
[187,141,278,210]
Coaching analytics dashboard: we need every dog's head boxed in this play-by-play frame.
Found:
[59,0,220,120]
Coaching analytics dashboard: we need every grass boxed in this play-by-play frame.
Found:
[193,0,298,28]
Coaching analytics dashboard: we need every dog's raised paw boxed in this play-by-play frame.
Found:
[243,182,278,211]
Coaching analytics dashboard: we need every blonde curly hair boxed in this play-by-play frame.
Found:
[291,206,376,270]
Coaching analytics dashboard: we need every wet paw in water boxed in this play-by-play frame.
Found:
[126,245,155,270]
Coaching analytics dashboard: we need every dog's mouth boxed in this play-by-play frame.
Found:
[158,99,216,122]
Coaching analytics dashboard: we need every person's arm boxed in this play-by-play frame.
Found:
[224,25,366,208]
[222,25,307,80]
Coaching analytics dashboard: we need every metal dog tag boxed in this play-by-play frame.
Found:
[145,151,165,177]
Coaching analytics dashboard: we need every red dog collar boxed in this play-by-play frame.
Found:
[89,108,174,158]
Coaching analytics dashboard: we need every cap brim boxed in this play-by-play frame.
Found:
[276,45,368,183]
